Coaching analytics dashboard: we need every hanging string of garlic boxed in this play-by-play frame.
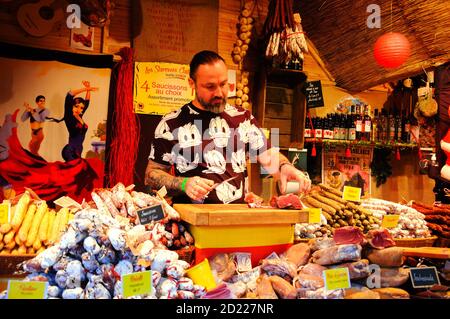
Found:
[231,1,255,110]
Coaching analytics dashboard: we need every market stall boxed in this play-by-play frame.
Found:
[0,0,449,302]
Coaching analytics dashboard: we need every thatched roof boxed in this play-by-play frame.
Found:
[298,0,450,92]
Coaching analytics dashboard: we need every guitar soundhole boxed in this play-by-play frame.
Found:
[39,6,54,20]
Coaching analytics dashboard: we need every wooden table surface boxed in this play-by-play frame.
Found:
[174,203,309,226]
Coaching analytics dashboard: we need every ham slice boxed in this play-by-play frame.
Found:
[270,196,278,208]
[244,192,264,208]
[333,226,366,245]
[367,228,396,249]
[270,193,304,209]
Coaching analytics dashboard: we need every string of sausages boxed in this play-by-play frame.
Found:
[108,47,140,186]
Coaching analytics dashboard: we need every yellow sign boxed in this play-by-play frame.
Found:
[342,186,362,202]
[323,268,350,291]
[122,271,152,298]
[308,208,322,224]
[133,62,195,115]
[0,202,9,224]
[381,214,400,229]
[7,281,47,299]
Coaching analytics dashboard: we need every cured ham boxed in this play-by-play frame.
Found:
[366,228,396,249]
[270,194,304,209]
[333,226,366,245]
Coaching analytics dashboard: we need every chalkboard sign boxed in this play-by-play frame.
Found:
[137,204,165,225]
[409,266,440,288]
[304,80,324,108]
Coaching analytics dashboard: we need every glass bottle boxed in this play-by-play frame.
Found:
[355,105,362,141]
[363,105,372,141]
[372,108,379,142]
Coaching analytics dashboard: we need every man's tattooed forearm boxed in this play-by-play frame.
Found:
[145,169,183,192]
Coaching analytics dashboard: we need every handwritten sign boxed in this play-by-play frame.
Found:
[342,186,362,202]
[409,267,440,288]
[323,268,351,291]
[0,202,10,224]
[304,80,324,108]
[137,204,165,225]
[7,281,47,299]
[308,208,322,224]
[381,214,400,229]
[122,271,152,298]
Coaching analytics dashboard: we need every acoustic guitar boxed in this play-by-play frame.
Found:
[17,0,65,37]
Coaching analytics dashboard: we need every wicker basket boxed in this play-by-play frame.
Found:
[394,236,438,248]
[175,246,195,265]
[434,236,450,248]
[0,254,35,275]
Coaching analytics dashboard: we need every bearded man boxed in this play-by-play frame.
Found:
[145,51,310,204]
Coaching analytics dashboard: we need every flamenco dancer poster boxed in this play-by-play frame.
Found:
[0,52,111,203]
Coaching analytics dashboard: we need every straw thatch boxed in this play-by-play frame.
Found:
[297,0,450,92]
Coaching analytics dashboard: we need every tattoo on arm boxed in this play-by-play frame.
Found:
[145,160,184,194]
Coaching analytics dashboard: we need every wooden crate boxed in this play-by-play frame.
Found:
[394,236,438,248]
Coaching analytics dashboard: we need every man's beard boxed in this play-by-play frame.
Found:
[197,94,227,114]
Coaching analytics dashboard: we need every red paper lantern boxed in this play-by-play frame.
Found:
[373,32,411,68]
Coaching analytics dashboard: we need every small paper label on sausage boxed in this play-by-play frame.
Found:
[381,214,400,229]
[7,280,47,299]
[323,268,350,291]
[308,208,322,224]
[122,271,152,298]
[342,186,361,202]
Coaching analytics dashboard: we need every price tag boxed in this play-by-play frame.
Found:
[308,208,322,224]
[234,252,252,272]
[7,281,48,299]
[323,268,350,291]
[157,186,167,198]
[381,214,400,229]
[122,271,152,298]
[53,196,82,210]
[409,267,440,288]
[264,252,280,260]
[342,186,362,202]
[0,202,10,224]
[137,204,165,225]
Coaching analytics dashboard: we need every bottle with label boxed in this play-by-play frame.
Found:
[328,114,334,139]
[363,105,372,141]
[355,105,362,141]
[395,110,402,142]
[403,109,411,143]
[325,114,333,139]
[315,117,323,139]
[348,112,356,141]
[304,116,311,138]
[379,109,387,142]
[389,111,396,142]
[333,113,340,140]
[372,108,379,142]
[339,114,347,140]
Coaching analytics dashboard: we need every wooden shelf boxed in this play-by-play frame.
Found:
[266,67,307,87]
[304,138,418,149]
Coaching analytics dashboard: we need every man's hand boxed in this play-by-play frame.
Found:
[184,177,214,202]
[279,163,311,194]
